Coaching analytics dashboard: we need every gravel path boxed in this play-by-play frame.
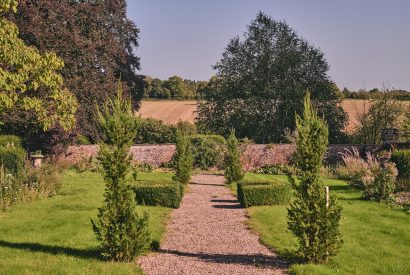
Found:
[138,174,287,275]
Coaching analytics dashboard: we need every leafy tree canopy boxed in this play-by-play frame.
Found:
[197,12,347,143]
[0,0,77,130]
[7,0,141,142]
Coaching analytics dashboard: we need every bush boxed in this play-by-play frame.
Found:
[136,162,154,173]
[390,150,410,191]
[1,162,63,211]
[70,157,99,173]
[0,135,22,148]
[21,163,63,200]
[362,162,397,202]
[237,180,291,207]
[336,148,398,202]
[77,134,92,145]
[0,146,26,175]
[131,180,183,208]
[135,118,176,144]
[0,165,21,211]
[254,164,292,175]
[191,134,226,169]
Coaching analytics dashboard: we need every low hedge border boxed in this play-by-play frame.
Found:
[130,180,183,208]
[237,180,292,207]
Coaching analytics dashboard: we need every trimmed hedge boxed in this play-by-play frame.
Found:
[130,180,183,208]
[0,146,26,175]
[390,150,410,191]
[0,135,22,148]
[190,134,226,169]
[237,180,292,207]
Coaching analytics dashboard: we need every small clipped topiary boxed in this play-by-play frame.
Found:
[131,180,183,208]
[225,129,243,183]
[237,180,292,207]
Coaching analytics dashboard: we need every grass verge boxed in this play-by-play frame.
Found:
[0,171,173,274]
[242,173,410,275]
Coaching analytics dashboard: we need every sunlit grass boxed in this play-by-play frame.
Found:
[242,173,410,275]
[0,171,173,274]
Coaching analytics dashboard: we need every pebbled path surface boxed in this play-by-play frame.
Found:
[138,174,286,275]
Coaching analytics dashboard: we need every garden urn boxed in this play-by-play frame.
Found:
[30,153,44,168]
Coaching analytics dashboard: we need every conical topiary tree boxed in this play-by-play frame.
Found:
[225,129,244,183]
[91,85,151,261]
[173,129,193,184]
[287,92,343,263]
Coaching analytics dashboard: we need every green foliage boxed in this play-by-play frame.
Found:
[390,150,410,191]
[131,180,183,208]
[76,135,92,145]
[351,92,404,144]
[197,12,347,143]
[0,146,26,175]
[336,149,398,201]
[9,0,142,142]
[245,174,410,275]
[390,150,410,179]
[362,163,397,202]
[0,0,77,130]
[91,86,151,261]
[225,130,243,183]
[254,164,293,175]
[287,93,343,263]
[190,134,226,169]
[0,135,22,148]
[0,165,20,210]
[143,76,208,99]
[237,180,292,207]
[135,118,176,144]
[173,130,193,184]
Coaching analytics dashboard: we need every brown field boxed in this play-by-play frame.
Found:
[136,99,408,132]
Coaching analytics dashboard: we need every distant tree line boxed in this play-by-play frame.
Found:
[142,76,209,100]
[342,88,410,100]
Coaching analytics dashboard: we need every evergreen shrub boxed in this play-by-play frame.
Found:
[190,134,226,169]
[0,146,26,175]
[237,180,292,207]
[224,130,244,183]
[390,150,410,191]
[131,180,183,208]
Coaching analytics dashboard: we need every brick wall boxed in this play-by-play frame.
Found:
[60,143,384,170]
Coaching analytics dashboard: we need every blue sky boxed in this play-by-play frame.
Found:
[127,0,410,90]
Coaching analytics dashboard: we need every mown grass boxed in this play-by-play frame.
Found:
[0,171,173,274]
[239,173,410,275]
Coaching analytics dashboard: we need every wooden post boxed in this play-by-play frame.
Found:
[325,186,329,208]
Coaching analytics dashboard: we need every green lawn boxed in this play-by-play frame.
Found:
[0,171,173,274]
[239,173,410,275]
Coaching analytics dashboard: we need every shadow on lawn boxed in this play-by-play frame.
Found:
[159,249,288,268]
[0,240,101,260]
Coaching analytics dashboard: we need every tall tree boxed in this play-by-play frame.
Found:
[287,93,342,263]
[197,12,347,143]
[0,0,77,131]
[7,0,143,142]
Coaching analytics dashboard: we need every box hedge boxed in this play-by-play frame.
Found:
[390,150,410,191]
[237,180,292,207]
[130,180,183,208]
